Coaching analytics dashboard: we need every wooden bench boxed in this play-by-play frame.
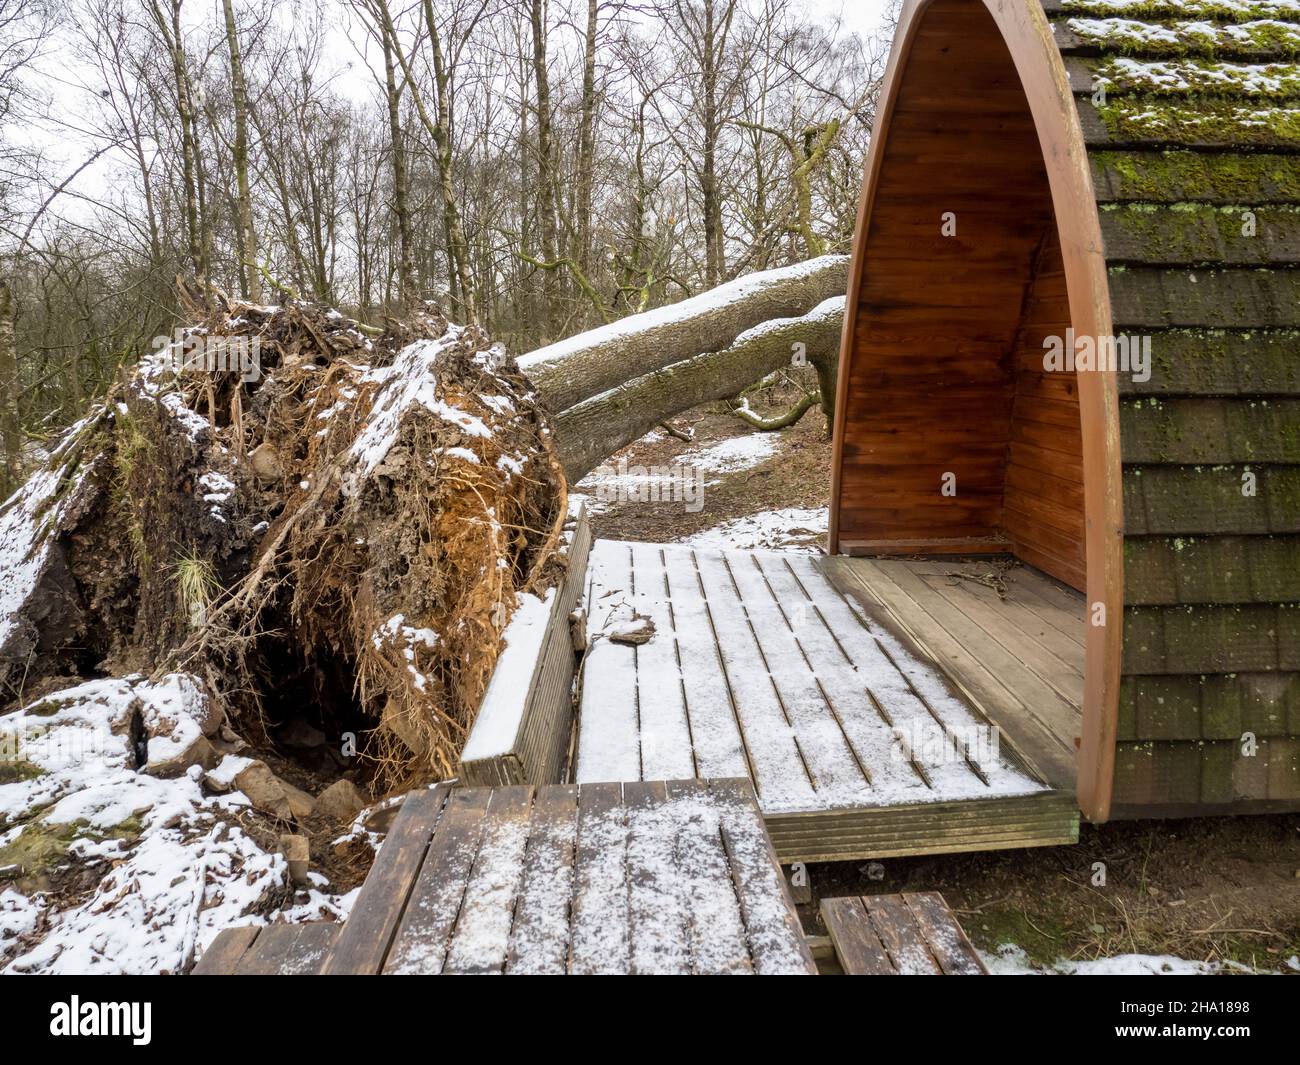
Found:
[819,891,987,974]
[458,506,591,787]
[195,779,816,975]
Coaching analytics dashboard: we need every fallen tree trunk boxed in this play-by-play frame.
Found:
[522,254,848,412]
[555,296,844,482]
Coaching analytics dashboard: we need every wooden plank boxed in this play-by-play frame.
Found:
[574,542,642,782]
[383,787,493,975]
[1110,269,1300,331]
[628,543,697,780]
[624,780,692,974]
[569,781,630,974]
[820,897,896,975]
[282,923,340,975]
[719,551,873,807]
[442,785,535,975]
[234,923,339,976]
[923,569,1084,709]
[689,549,820,812]
[663,778,753,975]
[863,894,942,975]
[319,784,450,975]
[192,926,260,975]
[1089,150,1300,206]
[506,784,578,974]
[233,923,305,976]
[659,547,752,782]
[794,555,1035,795]
[711,778,817,975]
[753,552,933,797]
[902,892,987,975]
[461,506,591,787]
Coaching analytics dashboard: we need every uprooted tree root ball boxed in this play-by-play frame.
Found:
[0,287,567,791]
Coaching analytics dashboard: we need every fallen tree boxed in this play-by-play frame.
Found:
[521,253,848,413]
[554,295,845,482]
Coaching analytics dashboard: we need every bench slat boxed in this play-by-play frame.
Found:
[821,897,896,975]
[320,784,451,975]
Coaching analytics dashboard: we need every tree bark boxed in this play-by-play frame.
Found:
[381,30,416,309]
[0,279,20,494]
[521,252,847,412]
[575,0,598,280]
[151,0,206,278]
[221,0,259,301]
[553,296,843,482]
[530,0,559,341]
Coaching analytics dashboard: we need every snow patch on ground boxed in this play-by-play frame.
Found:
[0,676,354,974]
[983,943,1261,975]
[678,434,778,473]
[678,506,828,552]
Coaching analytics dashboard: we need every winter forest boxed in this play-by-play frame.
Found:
[0,0,894,496]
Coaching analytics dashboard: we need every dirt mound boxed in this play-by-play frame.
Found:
[0,287,566,789]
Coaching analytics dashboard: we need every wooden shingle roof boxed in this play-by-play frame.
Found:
[1044,0,1300,808]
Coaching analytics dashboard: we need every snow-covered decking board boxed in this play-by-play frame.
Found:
[575,541,1079,861]
[203,780,817,975]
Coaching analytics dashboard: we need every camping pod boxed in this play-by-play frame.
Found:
[829,0,1300,822]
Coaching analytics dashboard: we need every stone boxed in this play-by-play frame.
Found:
[248,442,284,481]
[233,760,314,821]
[144,734,218,779]
[314,779,368,823]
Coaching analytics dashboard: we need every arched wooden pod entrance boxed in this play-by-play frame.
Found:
[828,0,1123,821]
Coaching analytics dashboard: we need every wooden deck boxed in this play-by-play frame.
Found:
[197,780,817,975]
[823,557,1084,790]
[575,541,1078,861]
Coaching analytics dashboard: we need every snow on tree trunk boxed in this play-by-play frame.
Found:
[554,296,845,482]
[520,254,849,413]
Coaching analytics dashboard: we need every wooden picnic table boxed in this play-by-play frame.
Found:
[197,778,816,975]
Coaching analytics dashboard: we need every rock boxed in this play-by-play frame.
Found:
[279,834,311,886]
[284,783,316,820]
[314,779,367,822]
[248,442,284,481]
[108,673,224,778]
[608,612,655,645]
[202,754,252,794]
[232,760,314,821]
[144,734,218,779]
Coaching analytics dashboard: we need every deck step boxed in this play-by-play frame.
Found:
[820,892,987,975]
[192,922,339,976]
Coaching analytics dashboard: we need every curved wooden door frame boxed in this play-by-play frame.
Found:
[827,0,1123,822]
